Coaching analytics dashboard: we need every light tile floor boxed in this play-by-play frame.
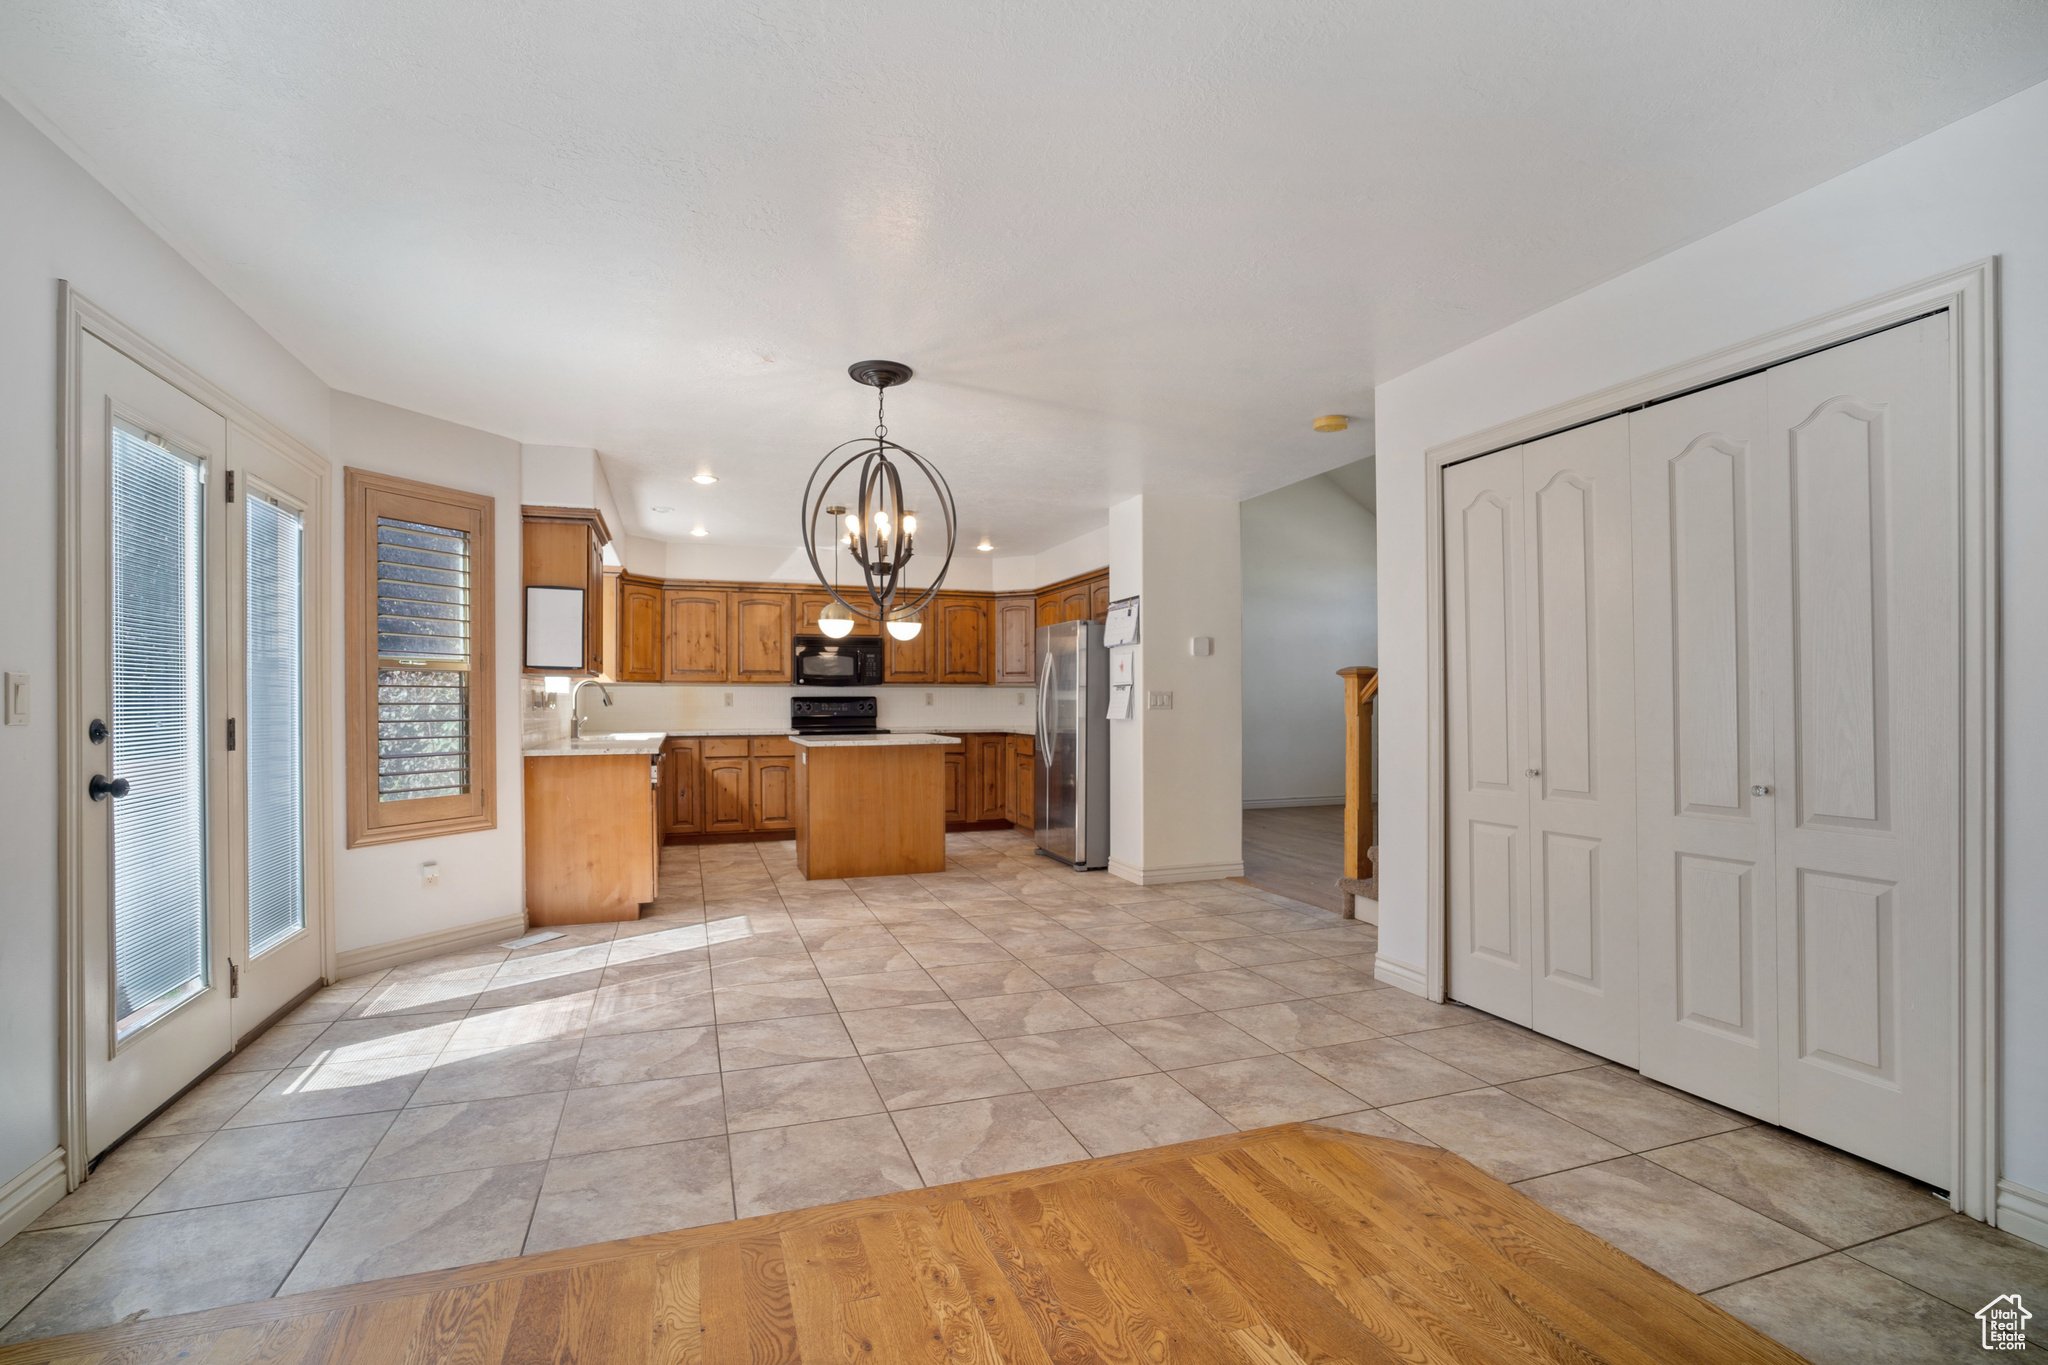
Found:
[2,830,2042,1361]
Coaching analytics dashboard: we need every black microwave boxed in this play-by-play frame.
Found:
[792,634,884,686]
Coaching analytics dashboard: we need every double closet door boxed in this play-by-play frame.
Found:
[1446,314,1958,1186]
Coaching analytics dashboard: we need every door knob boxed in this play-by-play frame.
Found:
[1526,768,1540,778]
[89,774,130,801]
[1752,784,1772,796]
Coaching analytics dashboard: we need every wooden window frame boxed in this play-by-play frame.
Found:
[345,467,497,847]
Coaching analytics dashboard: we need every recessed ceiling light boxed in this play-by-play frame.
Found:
[690,526,708,537]
[651,505,674,513]
[692,473,718,485]
[976,539,993,551]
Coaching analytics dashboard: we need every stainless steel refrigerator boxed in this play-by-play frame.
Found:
[1034,620,1110,869]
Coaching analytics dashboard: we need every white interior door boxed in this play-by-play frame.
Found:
[78,335,234,1156]
[1763,314,1956,1185]
[1522,417,1638,1064]
[1443,448,1532,1025]
[226,430,323,1037]
[1630,373,1781,1119]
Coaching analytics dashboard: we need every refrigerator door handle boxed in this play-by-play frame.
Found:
[1037,649,1053,762]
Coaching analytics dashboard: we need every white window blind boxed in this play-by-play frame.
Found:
[246,492,304,955]
[110,421,209,1036]
[376,516,472,801]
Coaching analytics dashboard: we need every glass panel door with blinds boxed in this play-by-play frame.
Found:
[226,431,323,1038]
[76,336,326,1155]
[78,335,233,1155]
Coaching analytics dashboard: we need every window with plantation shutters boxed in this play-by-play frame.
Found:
[345,469,496,846]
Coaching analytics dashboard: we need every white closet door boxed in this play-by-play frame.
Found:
[1523,417,1638,1064]
[1630,374,1781,1119]
[1763,314,1956,1185]
[1444,448,1532,1025]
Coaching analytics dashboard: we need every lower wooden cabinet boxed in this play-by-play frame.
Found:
[751,748,797,830]
[942,742,969,823]
[1006,734,1036,829]
[660,739,702,835]
[970,734,1007,820]
[702,742,751,833]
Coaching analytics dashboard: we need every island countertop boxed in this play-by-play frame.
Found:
[791,733,959,748]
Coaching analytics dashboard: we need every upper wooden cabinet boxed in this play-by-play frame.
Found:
[664,587,728,682]
[936,595,990,685]
[521,506,610,676]
[1090,576,1112,622]
[731,591,794,683]
[1034,570,1110,633]
[1036,594,1060,629]
[617,576,665,682]
[795,590,881,637]
[884,611,937,683]
[994,596,1037,685]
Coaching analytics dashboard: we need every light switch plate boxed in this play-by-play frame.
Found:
[3,673,25,725]
[1147,691,1173,710]
[1189,636,1213,657]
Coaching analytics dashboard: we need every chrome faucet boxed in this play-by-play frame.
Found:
[570,678,614,740]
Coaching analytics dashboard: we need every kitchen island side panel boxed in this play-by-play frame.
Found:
[796,744,947,880]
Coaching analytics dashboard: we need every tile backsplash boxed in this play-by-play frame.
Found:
[520,675,572,748]
[530,681,1038,740]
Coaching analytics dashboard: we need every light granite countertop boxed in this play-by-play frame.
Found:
[790,733,959,748]
[522,731,667,758]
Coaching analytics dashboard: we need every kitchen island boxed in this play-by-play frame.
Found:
[794,733,956,880]
[523,733,665,924]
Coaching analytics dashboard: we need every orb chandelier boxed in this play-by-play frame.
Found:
[801,361,957,641]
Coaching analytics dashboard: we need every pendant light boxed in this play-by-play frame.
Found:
[800,362,957,638]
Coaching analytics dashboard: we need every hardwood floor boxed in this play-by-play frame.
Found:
[1239,804,1367,914]
[0,1123,1805,1365]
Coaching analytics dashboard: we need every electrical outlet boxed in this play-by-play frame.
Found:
[925,692,934,706]
[421,861,440,888]
[723,692,734,707]
[1016,692,1026,705]
[3,673,26,726]
[1147,691,1173,710]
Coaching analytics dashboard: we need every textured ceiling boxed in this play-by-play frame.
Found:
[5,1,2046,552]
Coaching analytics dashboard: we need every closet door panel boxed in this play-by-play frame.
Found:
[1443,450,1532,1025]
[1630,375,1779,1119]
[1765,314,1955,1186]
[1522,416,1638,1063]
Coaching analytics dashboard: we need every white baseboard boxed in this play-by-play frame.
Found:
[1997,1179,2048,1249]
[334,913,527,980]
[1241,796,1345,809]
[1373,954,1427,996]
[1107,859,1247,886]
[0,1149,68,1244]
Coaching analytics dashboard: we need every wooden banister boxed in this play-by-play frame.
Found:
[1337,666,1378,921]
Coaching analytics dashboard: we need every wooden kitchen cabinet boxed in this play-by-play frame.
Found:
[731,591,794,683]
[941,741,969,823]
[702,741,751,832]
[883,610,937,683]
[1007,734,1036,829]
[521,506,609,676]
[936,595,990,684]
[664,587,729,682]
[1059,584,1091,622]
[1036,594,1060,629]
[1090,575,1112,621]
[660,738,701,835]
[795,591,880,637]
[970,734,1007,820]
[751,756,797,830]
[994,596,1037,685]
[617,575,665,682]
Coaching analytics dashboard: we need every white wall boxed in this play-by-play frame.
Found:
[330,394,527,955]
[0,97,331,1206]
[1106,495,1244,882]
[993,524,1110,593]
[1239,474,1377,806]
[1372,79,2048,1194]
[519,444,599,509]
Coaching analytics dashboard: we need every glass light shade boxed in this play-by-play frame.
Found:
[817,599,856,638]
[886,615,923,641]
